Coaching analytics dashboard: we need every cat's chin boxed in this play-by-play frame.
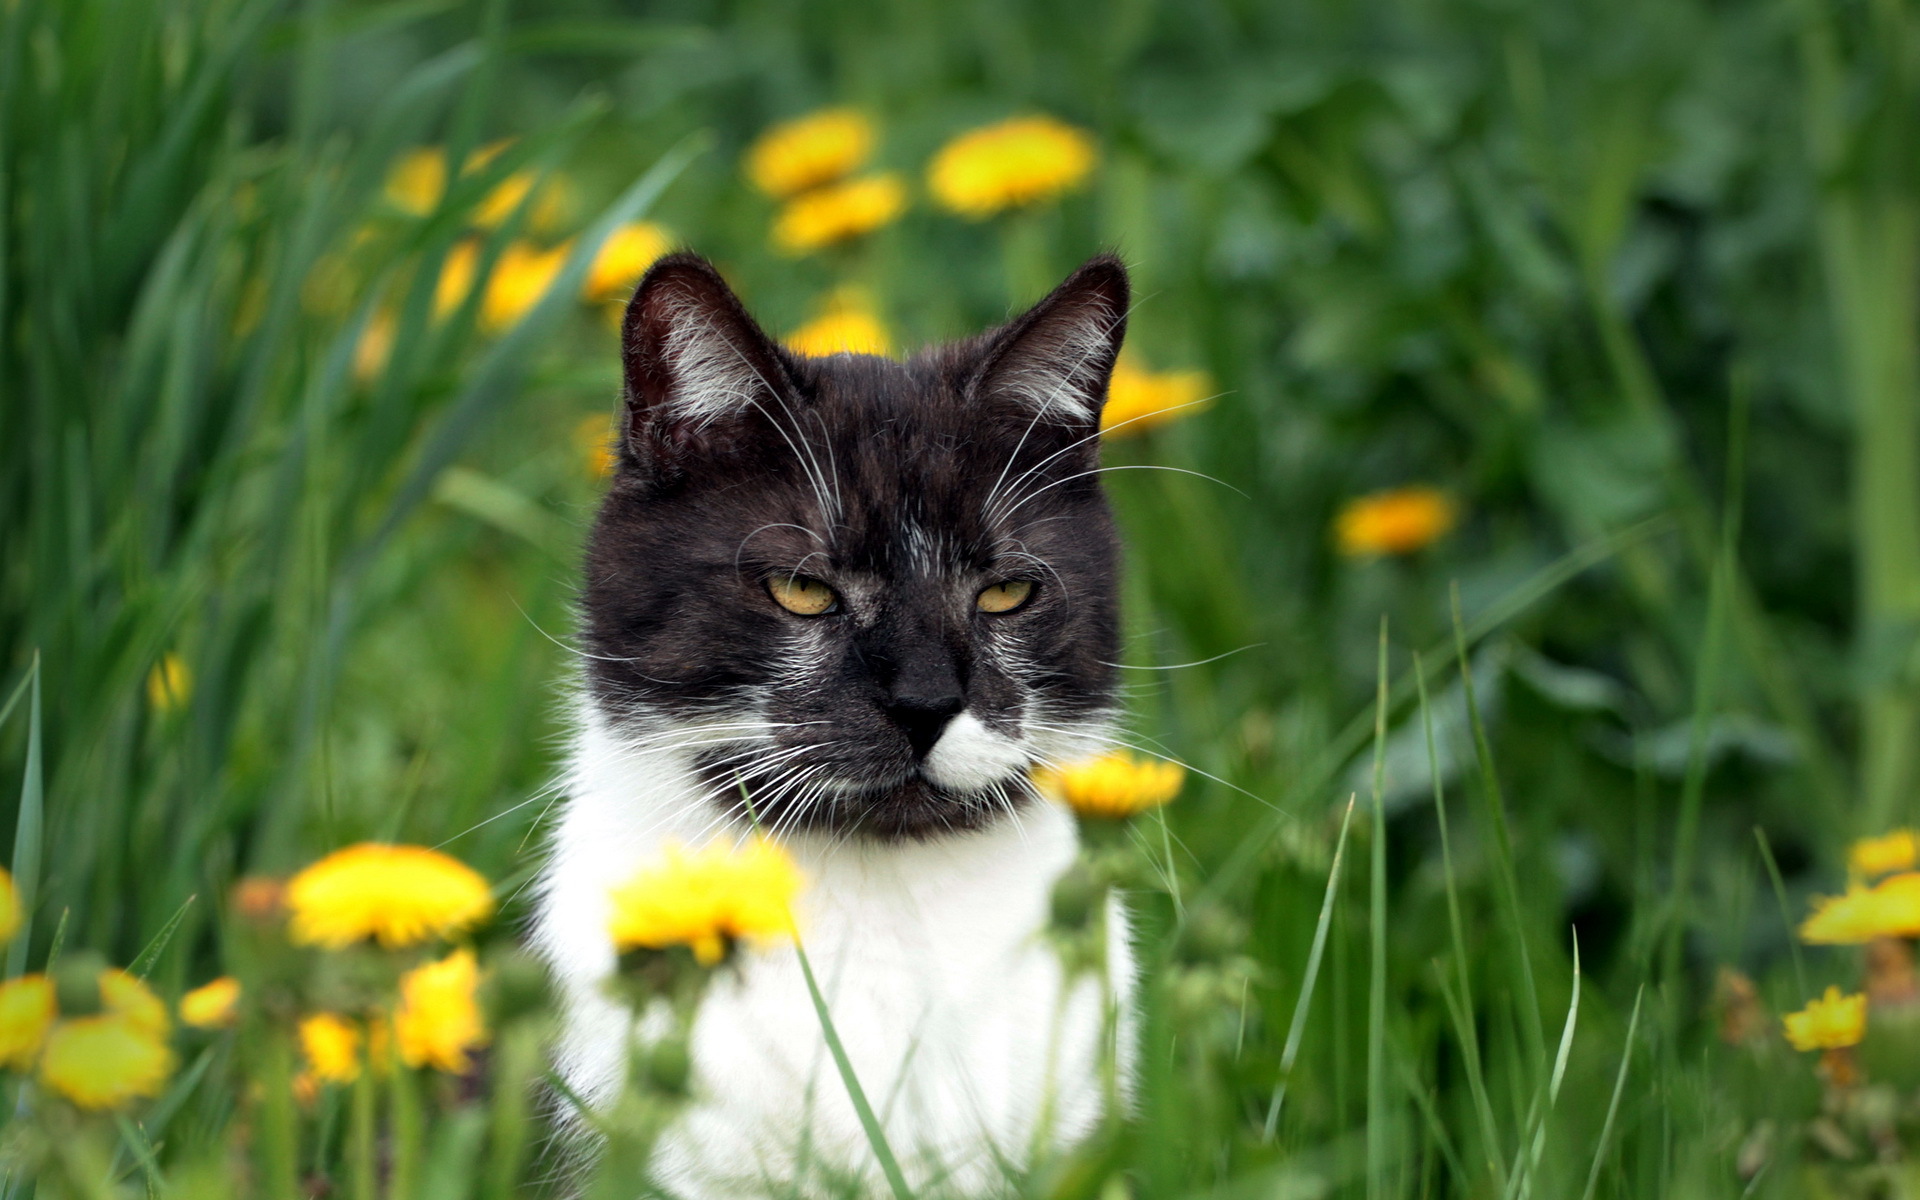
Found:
[726,772,1032,842]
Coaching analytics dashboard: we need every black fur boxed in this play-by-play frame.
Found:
[581,253,1128,839]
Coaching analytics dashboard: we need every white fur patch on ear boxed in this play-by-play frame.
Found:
[989,313,1115,422]
[660,300,769,428]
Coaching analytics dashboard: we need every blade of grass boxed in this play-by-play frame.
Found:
[1579,986,1646,1200]
[1754,827,1809,998]
[1503,935,1581,1200]
[1367,619,1390,1200]
[793,938,914,1200]
[1262,795,1359,1141]
[7,654,41,977]
[128,894,196,978]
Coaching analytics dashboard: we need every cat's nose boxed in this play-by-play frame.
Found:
[884,693,965,759]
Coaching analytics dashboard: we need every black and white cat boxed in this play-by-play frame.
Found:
[532,253,1133,1196]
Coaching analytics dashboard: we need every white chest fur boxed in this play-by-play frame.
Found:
[531,710,1132,1197]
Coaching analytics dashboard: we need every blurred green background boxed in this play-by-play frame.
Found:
[6,0,1920,1193]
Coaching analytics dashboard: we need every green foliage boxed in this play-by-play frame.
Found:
[3,0,1918,1194]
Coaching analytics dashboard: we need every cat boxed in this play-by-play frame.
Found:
[531,251,1134,1197]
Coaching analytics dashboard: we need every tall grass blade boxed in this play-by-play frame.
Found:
[1579,986,1646,1200]
[1263,795,1358,1141]
[1367,619,1391,1200]
[1754,827,1809,998]
[7,654,41,977]
[793,939,915,1200]
[128,894,196,978]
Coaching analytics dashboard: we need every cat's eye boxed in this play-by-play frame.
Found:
[975,580,1034,614]
[768,575,839,616]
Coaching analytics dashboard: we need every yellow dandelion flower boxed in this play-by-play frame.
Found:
[786,290,891,357]
[1852,830,1919,880]
[1335,486,1458,557]
[1801,872,1920,944]
[0,866,19,944]
[180,978,241,1030]
[1101,357,1212,437]
[576,414,617,479]
[0,975,56,1069]
[385,147,449,215]
[481,241,570,332]
[584,222,673,303]
[433,241,482,318]
[147,653,192,714]
[927,115,1097,219]
[745,108,875,198]
[354,310,396,384]
[286,843,494,950]
[394,949,487,1073]
[1783,986,1867,1052]
[100,970,169,1040]
[608,838,803,967]
[298,1013,361,1086]
[39,1014,174,1110]
[772,173,907,255]
[1032,752,1185,820]
[474,171,571,234]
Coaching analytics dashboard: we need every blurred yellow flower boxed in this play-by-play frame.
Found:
[577,414,617,479]
[928,115,1097,219]
[584,222,673,302]
[0,866,19,944]
[101,969,168,1039]
[786,291,891,357]
[1033,752,1184,820]
[482,241,570,332]
[394,949,487,1073]
[434,241,482,317]
[1783,986,1867,1052]
[39,1014,174,1109]
[608,838,803,967]
[147,653,191,714]
[1101,357,1212,436]
[0,975,55,1069]
[1801,873,1920,944]
[180,977,241,1030]
[232,875,285,922]
[745,108,875,198]
[772,174,907,255]
[1852,830,1919,880]
[386,144,567,233]
[286,843,494,950]
[298,1013,361,1086]
[1335,486,1457,557]
[354,310,395,384]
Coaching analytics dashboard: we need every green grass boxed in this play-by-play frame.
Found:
[3,0,1916,1194]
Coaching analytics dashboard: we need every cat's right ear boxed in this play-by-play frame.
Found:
[618,253,794,485]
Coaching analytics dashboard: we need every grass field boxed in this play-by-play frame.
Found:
[5,0,1920,1195]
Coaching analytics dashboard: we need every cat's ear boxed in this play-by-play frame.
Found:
[619,253,795,481]
[970,254,1129,430]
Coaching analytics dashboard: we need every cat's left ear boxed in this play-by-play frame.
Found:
[969,254,1129,432]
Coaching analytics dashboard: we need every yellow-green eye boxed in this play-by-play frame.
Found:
[768,575,838,616]
[976,580,1034,614]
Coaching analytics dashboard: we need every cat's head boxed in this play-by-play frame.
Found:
[581,252,1127,839]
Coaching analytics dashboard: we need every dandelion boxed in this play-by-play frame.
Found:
[0,866,19,944]
[577,414,618,479]
[584,222,673,302]
[354,310,395,384]
[473,171,571,234]
[786,290,891,357]
[100,970,169,1039]
[1800,873,1920,944]
[147,653,191,714]
[298,1013,362,1087]
[1783,986,1867,1052]
[286,843,494,950]
[385,144,566,233]
[608,838,803,967]
[772,174,907,255]
[1852,829,1919,880]
[1335,486,1457,557]
[433,241,482,318]
[481,241,570,332]
[745,108,875,198]
[1101,357,1212,436]
[394,949,487,1073]
[180,978,241,1030]
[0,975,55,1069]
[40,1015,174,1110]
[927,115,1097,219]
[385,147,451,215]
[1034,752,1185,820]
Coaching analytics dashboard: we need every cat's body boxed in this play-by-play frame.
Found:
[532,253,1135,1196]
